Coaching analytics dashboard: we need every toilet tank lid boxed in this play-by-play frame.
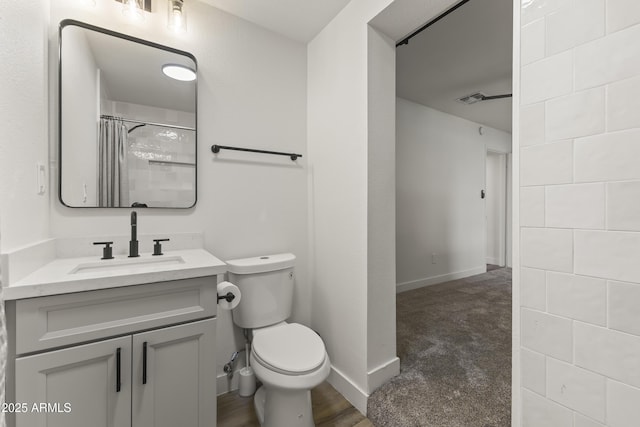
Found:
[226,253,296,274]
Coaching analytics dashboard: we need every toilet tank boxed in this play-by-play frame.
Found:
[227,253,296,329]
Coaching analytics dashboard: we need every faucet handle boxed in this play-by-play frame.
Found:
[152,238,170,256]
[93,241,114,260]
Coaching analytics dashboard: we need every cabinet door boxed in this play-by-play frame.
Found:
[132,318,216,427]
[15,336,132,427]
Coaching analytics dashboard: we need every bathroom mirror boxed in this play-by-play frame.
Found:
[59,20,197,208]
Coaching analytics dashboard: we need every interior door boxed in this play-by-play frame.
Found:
[132,318,216,427]
[485,151,507,267]
[15,335,132,427]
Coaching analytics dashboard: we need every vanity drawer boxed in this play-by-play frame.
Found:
[14,276,218,355]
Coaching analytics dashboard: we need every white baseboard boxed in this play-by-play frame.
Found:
[219,360,401,416]
[486,257,501,265]
[367,357,400,392]
[397,266,487,293]
[217,370,241,396]
[327,366,369,415]
[219,366,370,411]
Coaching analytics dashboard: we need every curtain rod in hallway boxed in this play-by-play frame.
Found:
[396,0,473,47]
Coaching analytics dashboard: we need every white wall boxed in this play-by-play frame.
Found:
[518,1,640,426]
[307,0,399,412]
[366,25,400,389]
[396,98,511,291]
[1,0,308,391]
[309,0,479,413]
[0,4,50,419]
[0,0,50,251]
[60,25,98,207]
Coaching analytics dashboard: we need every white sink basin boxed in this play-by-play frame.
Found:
[70,255,185,274]
[3,248,227,301]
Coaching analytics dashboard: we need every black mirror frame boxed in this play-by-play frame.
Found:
[58,19,198,209]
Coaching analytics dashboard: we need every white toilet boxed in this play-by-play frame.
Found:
[227,253,330,427]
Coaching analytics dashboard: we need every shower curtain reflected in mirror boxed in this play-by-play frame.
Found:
[98,117,129,207]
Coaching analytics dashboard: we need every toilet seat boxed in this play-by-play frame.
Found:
[252,323,326,375]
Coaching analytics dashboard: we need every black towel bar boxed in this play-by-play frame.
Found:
[211,144,302,161]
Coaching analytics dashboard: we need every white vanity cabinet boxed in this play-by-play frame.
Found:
[5,276,219,427]
[131,319,215,427]
[15,335,133,427]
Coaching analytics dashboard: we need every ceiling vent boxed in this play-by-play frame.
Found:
[456,92,487,105]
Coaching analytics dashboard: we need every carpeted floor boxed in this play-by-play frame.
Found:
[368,268,512,427]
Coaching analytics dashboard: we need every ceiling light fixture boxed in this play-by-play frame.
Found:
[122,0,145,21]
[162,64,196,81]
[168,0,187,33]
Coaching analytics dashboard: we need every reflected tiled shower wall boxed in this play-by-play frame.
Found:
[520,0,640,425]
[128,125,196,208]
[102,100,196,207]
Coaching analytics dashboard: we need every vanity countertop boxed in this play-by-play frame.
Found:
[3,248,227,300]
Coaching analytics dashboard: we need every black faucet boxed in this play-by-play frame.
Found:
[129,211,139,258]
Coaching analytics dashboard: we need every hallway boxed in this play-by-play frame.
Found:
[368,268,512,426]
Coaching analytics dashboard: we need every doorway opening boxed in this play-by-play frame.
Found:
[485,149,511,269]
[368,0,514,425]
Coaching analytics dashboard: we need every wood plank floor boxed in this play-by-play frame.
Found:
[217,382,374,427]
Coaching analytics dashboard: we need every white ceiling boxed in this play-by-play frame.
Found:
[396,0,513,133]
[198,0,512,132]
[80,0,511,131]
[198,0,352,42]
[82,27,196,113]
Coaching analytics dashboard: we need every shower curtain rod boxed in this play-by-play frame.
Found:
[396,0,472,47]
[100,115,195,131]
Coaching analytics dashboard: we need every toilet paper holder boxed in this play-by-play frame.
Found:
[216,281,241,309]
[217,292,236,303]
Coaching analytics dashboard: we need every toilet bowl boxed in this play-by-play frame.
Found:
[250,323,330,427]
[227,253,330,427]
